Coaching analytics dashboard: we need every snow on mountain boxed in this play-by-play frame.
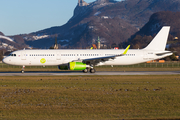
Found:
[0,35,14,42]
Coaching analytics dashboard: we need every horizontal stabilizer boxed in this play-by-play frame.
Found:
[156,52,172,56]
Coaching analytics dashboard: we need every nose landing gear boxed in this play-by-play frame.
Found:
[21,65,25,73]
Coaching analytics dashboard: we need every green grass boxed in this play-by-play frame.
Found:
[0,75,180,119]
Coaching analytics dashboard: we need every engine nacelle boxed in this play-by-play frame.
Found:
[58,62,88,71]
[58,64,69,70]
[69,62,87,70]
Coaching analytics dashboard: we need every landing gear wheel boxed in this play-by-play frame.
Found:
[90,69,96,73]
[83,69,88,73]
[21,65,25,73]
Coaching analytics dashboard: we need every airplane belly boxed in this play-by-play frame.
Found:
[103,56,144,65]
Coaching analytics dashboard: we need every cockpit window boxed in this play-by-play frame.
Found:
[9,54,16,57]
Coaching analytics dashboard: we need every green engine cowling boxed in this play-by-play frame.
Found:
[69,62,87,70]
[58,62,87,71]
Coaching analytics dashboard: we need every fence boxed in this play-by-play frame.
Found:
[0,61,180,68]
[97,61,180,68]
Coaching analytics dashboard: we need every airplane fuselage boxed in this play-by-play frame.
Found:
[3,49,172,66]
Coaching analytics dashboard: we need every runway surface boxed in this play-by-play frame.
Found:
[0,71,180,76]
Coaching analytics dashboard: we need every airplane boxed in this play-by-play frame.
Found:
[2,26,172,73]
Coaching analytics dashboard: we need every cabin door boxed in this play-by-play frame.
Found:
[21,51,26,60]
[56,52,61,60]
[143,51,148,60]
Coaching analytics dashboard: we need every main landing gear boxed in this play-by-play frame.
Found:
[90,68,96,73]
[21,65,25,73]
[83,67,96,73]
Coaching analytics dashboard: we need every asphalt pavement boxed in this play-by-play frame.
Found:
[0,71,180,76]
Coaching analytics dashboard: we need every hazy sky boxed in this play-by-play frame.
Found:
[0,0,121,36]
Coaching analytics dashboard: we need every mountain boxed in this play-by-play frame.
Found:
[132,11,180,37]
[0,31,27,50]
[11,0,180,48]
[99,0,180,28]
[0,32,4,36]
[123,11,180,55]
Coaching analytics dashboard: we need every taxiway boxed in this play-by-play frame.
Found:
[0,71,180,76]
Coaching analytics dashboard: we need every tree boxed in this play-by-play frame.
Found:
[111,43,118,48]
[0,50,3,61]
[169,53,178,61]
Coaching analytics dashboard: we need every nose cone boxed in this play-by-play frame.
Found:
[2,57,8,64]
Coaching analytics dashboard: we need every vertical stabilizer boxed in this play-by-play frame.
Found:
[144,26,170,51]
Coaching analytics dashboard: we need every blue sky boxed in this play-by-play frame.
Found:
[0,0,120,36]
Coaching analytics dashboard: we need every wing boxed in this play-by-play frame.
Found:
[82,45,130,65]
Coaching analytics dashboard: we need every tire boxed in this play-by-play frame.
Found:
[83,69,88,73]
[90,69,96,73]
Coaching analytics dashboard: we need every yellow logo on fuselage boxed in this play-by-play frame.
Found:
[40,58,46,64]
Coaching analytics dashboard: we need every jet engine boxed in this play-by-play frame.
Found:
[58,62,88,71]
[58,64,69,70]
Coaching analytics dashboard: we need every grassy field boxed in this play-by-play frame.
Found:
[1,62,180,72]
[1,75,180,119]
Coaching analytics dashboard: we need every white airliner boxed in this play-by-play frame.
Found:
[3,26,172,73]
